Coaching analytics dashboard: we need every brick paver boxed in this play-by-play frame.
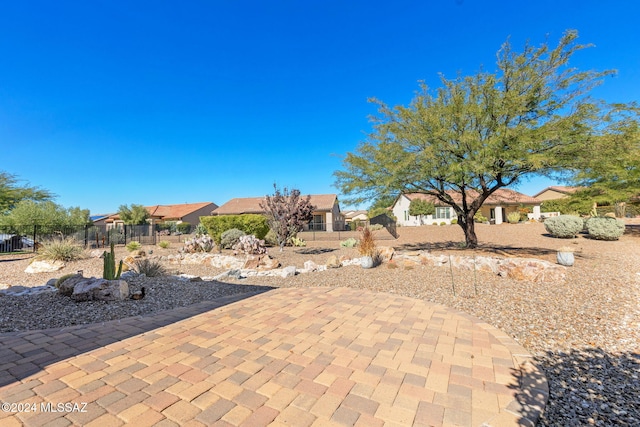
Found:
[0,287,548,426]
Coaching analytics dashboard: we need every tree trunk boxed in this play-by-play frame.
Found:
[458,213,479,249]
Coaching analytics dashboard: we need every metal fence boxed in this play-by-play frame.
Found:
[0,224,189,253]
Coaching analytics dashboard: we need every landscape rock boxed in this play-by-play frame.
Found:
[25,260,65,274]
[88,249,104,258]
[57,274,85,296]
[326,255,341,268]
[303,260,318,272]
[210,255,245,269]
[281,266,297,278]
[71,278,129,302]
[377,246,395,262]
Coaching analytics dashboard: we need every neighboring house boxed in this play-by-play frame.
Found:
[392,189,542,226]
[105,202,218,228]
[532,186,583,201]
[212,194,345,232]
[343,210,369,226]
[90,214,114,226]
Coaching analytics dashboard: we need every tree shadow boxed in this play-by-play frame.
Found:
[295,248,337,255]
[395,241,558,258]
[0,284,274,388]
[533,348,640,426]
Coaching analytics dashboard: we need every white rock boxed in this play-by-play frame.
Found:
[24,260,65,273]
[281,266,297,278]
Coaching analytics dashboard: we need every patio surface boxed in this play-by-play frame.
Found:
[0,287,548,426]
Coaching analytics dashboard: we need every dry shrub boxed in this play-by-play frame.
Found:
[358,227,377,257]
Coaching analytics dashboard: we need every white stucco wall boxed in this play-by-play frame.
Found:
[392,195,453,226]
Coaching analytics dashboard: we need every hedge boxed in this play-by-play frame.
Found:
[199,214,269,246]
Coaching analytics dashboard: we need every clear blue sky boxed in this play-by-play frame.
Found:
[2,1,639,214]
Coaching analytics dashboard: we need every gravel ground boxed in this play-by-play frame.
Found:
[1,222,639,426]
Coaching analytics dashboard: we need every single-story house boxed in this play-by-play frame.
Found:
[532,186,584,201]
[342,210,369,225]
[212,194,345,232]
[105,202,218,228]
[392,189,542,226]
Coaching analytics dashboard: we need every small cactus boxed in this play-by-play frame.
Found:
[103,242,123,280]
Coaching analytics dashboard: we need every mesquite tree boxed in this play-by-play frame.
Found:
[260,185,315,252]
[335,30,634,248]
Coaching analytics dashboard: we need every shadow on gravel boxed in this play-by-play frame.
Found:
[295,248,337,255]
[396,241,558,258]
[534,348,640,426]
[0,283,274,388]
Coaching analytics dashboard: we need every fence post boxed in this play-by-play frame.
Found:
[33,225,37,252]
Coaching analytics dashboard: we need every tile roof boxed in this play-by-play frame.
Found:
[213,194,338,215]
[532,186,583,198]
[404,188,541,206]
[107,202,217,222]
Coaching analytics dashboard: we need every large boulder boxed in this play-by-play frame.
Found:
[326,255,341,268]
[71,278,129,302]
[25,260,65,273]
[57,274,86,297]
[377,246,395,262]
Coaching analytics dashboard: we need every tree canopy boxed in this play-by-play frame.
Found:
[335,30,634,248]
[0,171,53,215]
[0,200,91,234]
[408,198,435,217]
[117,204,150,225]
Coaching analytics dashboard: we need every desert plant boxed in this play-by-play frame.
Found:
[126,241,142,252]
[38,237,85,262]
[264,229,278,247]
[439,222,446,226]
[507,212,521,224]
[585,217,625,240]
[544,215,584,238]
[220,228,246,249]
[474,212,488,223]
[450,218,458,225]
[182,235,215,253]
[340,237,358,248]
[290,236,306,247]
[260,185,315,252]
[232,235,267,255]
[199,214,269,246]
[103,242,123,280]
[193,223,208,235]
[134,258,167,277]
[358,227,377,257]
[158,240,170,249]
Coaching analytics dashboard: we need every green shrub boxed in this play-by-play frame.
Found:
[126,241,142,252]
[158,240,170,249]
[340,238,358,248]
[200,214,269,246]
[134,258,167,277]
[221,228,246,249]
[439,222,446,226]
[264,229,278,246]
[39,237,85,262]
[177,222,191,234]
[585,217,625,240]
[369,224,384,231]
[506,212,521,224]
[544,215,583,238]
[450,218,458,225]
[474,212,488,223]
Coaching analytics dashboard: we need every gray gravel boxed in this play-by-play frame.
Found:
[1,222,639,426]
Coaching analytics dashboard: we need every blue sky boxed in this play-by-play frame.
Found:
[1,1,639,214]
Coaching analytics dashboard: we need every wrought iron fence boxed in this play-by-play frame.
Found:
[0,224,189,253]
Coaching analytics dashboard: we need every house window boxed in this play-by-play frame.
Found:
[404,210,409,221]
[310,215,325,231]
[435,207,451,219]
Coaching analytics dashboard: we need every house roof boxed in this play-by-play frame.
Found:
[213,194,338,215]
[532,186,583,198]
[402,188,540,206]
[343,210,368,219]
[107,202,217,222]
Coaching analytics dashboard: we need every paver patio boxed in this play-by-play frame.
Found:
[0,287,548,426]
